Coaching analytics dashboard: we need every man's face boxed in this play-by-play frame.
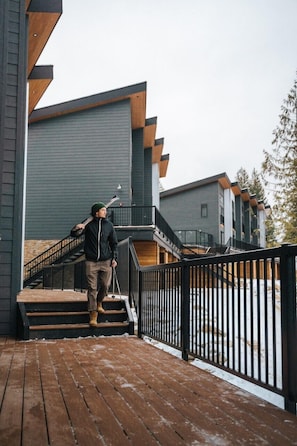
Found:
[96,207,107,218]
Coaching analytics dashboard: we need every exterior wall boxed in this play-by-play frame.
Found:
[235,195,243,241]
[160,183,221,244]
[0,0,27,335]
[26,101,132,239]
[144,148,152,207]
[152,163,160,208]
[223,188,234,245]
[132,128,144,206]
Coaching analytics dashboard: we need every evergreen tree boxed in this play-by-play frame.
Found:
[262,74,297,243]
[236,167,277,246]
[235,167,250,189]
[236,167,265,200]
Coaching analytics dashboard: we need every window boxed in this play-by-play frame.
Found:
[201,203,208,218]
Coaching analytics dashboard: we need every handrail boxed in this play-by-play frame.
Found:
[23,235,84,285]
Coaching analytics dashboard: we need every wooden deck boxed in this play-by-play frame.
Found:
[0,335,297,445]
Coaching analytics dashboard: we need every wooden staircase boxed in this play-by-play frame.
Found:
[17,290,134,340]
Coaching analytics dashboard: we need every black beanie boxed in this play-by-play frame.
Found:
[91,202,106,216]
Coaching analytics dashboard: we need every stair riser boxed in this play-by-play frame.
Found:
[29,326,129,339]
[25,301,124,312]
[28,314,127,325]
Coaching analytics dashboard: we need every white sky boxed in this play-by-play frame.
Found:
[37,0,297,191]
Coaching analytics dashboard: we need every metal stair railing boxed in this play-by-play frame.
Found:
[24,235,84,286]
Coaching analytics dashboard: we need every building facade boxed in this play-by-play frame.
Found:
[0,0,62,335]
[26,83,169,240]
[160,173,268,249]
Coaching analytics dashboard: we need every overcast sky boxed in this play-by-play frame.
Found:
[37,0,297,191]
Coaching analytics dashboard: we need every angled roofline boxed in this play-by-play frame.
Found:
[160,172,231,198]
[29,81,147,129]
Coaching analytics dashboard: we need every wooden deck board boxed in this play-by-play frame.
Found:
[0,336,296,446]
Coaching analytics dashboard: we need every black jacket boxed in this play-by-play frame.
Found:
[77,217,118,262]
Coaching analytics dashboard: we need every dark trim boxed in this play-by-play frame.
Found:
[27,0,62,13]
[29,81,147,123]
[29,65,53,79]
[160,172,230,198]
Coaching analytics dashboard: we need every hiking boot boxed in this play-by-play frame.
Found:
[97,302,105,314]
[89,311,98,327]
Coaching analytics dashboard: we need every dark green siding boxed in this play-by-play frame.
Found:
[131,128,144,206]
[26,100,132,238]
[0,0,27,335]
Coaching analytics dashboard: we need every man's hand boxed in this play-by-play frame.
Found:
[111,259,117,268]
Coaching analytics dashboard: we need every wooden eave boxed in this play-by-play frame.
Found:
[144,118,157,148]
[231,182,242,196]
[28,65,53,115]
[152,138,164,164]
[257,201,265,211]
[241,188,250,202]
[26,1,62,76]
[29,83,147,130]
[218,175,231,189]
[159,154,169,178]
[26,0,62,113]
[250,195,258,208]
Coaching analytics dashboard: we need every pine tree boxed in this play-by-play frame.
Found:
[236,167,277,247]
[262,74,297,243]
[236,167,265,200]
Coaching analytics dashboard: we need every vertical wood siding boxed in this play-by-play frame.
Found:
[26,100,132,238]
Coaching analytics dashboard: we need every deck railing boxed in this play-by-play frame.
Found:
[137,244,297,414]
[35,235,297,415]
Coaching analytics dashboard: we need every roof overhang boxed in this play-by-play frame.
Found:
[28,65,53,115]
[29,82,147,129]
[26,0,62,113]
[144,117,157,148]
[159,154,169,178]
[27,0,62,76]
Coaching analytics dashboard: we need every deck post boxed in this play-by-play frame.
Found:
[280,243,297,414]
[181,260,190,361]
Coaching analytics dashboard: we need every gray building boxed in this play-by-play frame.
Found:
[160,173,268,249]
[26,83,169,240]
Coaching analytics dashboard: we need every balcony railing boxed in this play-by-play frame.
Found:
[109,206,183,250]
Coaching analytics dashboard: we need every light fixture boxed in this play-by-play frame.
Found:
[117,184,122,190]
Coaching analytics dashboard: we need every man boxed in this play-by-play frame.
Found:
[71,202,118,327]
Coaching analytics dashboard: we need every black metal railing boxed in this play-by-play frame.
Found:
[175,229,214,247]
[226,237,261,251]
[109,206,183,249]
[34,235,297,414]
[138,244,297,414]
[23,235,84,286]
[24,206,182,287]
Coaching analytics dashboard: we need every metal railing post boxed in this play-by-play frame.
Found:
[138,270,143,338]
[181,259,190,361]
[280,243,297,414]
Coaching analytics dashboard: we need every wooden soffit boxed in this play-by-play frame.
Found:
[27,0,62,76]
[152,138,164,164]
[144,117,157,148]
[28,65,53,115]
[159,154,169,178]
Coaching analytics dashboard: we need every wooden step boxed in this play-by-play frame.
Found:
[28,321,131,339]
[30,322,129,330]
